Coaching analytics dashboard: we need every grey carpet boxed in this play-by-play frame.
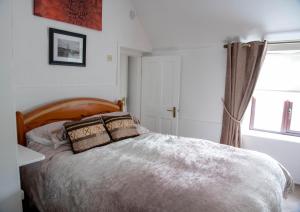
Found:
[283,184,300,212]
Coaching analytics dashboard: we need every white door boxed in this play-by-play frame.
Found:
[141,56,181,135]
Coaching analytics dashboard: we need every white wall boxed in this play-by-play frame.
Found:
[120,54,129,97]
[12,0,151,111]
[128,56,142,119]
[0,0,22,211]
[0,0,151,210]
[120,54,129,111]
[153,44,300,184]
[243,133,300,184]
[136,0,300,184]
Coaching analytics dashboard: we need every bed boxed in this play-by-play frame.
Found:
[17,98,294,212]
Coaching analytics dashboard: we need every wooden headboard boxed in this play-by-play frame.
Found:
[16,97,123,146]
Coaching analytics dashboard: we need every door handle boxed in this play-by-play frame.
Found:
[167,107,176,118]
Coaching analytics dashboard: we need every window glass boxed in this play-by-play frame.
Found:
[256,52,300,91]
[249,49,300,136]
[252,91,284,132]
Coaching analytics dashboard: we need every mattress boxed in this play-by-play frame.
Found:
[21,133,293,212]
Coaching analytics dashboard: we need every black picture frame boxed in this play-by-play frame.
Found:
[49,28,86,67]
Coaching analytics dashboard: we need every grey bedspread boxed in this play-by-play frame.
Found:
[21,133,293,212]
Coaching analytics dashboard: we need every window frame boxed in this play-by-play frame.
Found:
[249,97,300,137]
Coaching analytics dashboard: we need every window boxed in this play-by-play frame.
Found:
[249,49,300,136]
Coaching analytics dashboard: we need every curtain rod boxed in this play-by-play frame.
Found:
[223,40,300,48]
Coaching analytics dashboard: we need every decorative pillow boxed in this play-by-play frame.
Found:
[102,112,141,125]
[26,121,68,149]
[64,117,111,153]
[102,114,140,141]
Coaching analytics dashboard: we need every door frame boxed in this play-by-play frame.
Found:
[118,47,143,116]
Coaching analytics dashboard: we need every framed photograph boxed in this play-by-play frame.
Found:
[49,28,86,66]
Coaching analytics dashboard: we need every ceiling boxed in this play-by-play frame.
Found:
[132,0,300,49]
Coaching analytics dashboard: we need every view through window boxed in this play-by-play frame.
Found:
[250,48,300,136]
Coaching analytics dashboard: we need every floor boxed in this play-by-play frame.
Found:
[283,184,300,212]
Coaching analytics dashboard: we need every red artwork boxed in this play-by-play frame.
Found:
[34,0,102,31]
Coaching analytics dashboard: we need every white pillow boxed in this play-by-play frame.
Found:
[26,121,68,149]
[136,125,150,134]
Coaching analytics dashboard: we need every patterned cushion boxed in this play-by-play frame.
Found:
[102,114,140,141]
[64,117,111,153]
[84,112,141,125]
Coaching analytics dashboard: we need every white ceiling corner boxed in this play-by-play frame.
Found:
[132,0,300,50]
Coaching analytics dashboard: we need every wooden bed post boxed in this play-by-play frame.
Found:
[16,111,26,146]
[117,100,123,112]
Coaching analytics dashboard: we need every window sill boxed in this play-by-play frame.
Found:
[242,130,300,144]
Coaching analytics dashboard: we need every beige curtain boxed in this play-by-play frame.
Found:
[220,41,267,147]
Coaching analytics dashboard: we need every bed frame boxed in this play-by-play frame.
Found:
[16,98,123,146]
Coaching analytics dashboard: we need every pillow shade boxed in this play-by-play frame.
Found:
[64,117,111,153]
[26,121,68,149]
[102,114,140,141]
[102,112,141,125]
